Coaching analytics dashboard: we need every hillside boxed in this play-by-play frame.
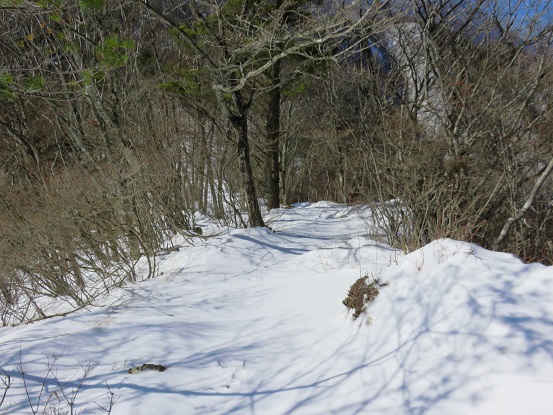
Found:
[1,203,552,414]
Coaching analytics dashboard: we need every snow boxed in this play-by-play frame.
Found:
[1,203,552,414]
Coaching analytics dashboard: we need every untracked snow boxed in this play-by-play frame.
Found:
[1,203,552,414]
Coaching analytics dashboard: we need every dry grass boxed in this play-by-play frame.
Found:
[343,276,389,320]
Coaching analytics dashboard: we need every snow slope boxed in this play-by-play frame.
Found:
[1,203,552,414]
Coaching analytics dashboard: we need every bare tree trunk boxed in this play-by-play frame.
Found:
[265,57,281,210]
[232,92,265,228]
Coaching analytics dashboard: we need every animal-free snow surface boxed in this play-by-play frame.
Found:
[1,203,552,414]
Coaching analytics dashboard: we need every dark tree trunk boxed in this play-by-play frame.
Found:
[232,91,265,228]
[265,56,281,210]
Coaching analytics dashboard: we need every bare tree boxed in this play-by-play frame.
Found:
[138,0,394,226]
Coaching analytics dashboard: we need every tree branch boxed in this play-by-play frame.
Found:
[494,155,553,250]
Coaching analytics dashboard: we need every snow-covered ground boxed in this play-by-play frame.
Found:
[1,202,552,414]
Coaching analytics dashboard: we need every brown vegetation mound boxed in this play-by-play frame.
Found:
[343,277,389,320]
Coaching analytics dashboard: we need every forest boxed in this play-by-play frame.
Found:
[1,0,552,325]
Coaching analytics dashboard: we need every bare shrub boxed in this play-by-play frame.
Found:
[0,142,199,324]
[0,365,10,413]
[1,354,117,415]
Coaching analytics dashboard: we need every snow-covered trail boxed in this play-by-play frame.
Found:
[1,202,553,415]
[0,202,390,415]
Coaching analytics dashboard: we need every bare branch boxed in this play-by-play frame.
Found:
[494,155,553,250]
